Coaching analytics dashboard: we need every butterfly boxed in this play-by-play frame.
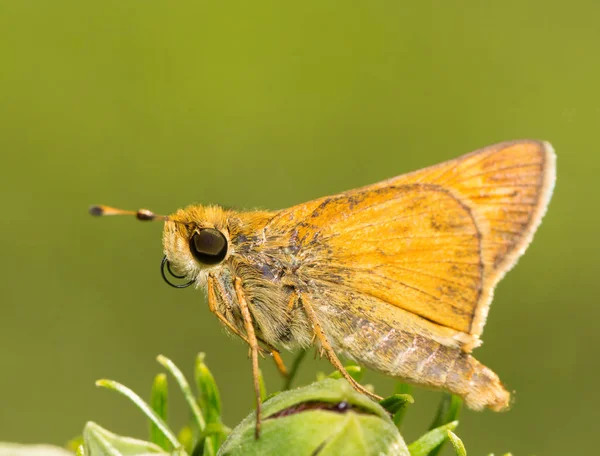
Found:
[91,139,556,437]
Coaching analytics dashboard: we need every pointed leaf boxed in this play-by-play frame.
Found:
[392,384,413,429]
[407,421,458,456]
[178,426,194,455]
[95,379,180,449]
[258,368,267,402]
[379,393,414,432]
[157,355,206,434]
[380,394,414,415]
[194,354,224,456]
[447,430,466,456]
[195,353,222,424]
[428,394,462,456]
[283,350,307,390]
[150,373,170,450]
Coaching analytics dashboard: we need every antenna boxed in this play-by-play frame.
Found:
[89,205,169,222]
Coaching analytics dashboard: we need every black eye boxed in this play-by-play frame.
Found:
[189,229,228,265]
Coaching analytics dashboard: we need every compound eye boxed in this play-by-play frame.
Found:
[189,229,228,265]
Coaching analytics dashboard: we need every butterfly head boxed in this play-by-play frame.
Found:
[89,204,231,287]
[162,205,231,281]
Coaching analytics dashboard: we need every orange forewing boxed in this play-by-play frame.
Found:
[374,140,556,337]
[266,140,555,344]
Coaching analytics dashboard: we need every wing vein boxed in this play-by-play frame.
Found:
[311,272,469,319]
[434,148,495,184]
[317,208,438,242]
[356,233,475,243]
[309,261,480,290]
[454,163,543,183]
[462,183,540,189]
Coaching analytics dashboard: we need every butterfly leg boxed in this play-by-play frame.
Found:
[299,292,383,402]
[208,273,288,377]
[207,274,258,347]
[255,336,288,377]
[234,276,263,439]
[269,349,288,377]
[207,274,273,356]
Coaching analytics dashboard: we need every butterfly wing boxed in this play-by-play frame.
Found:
[266,140,555,349]
[372,140,556,337]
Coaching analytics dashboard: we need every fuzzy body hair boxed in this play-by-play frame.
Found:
[163,205,314,351]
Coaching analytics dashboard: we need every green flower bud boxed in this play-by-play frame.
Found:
[218,378,409,456]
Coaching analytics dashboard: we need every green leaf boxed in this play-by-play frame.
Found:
[194,354,225,456]
[157,355,206,434]
[195,353,222,424]
[150,373,170,451]
[407,421,458,456]
[446,395,462,422]
[83,422,168,456]
[283,350,307,390]
[95,379,180,449]
[192,422,231,456]
[429,394,462,430]
[392,384,413,429]
[427,394,462,456]
[196,441,214,456]
[379,393,414,431]
[395,384,412,394]
[178,426,194,454]
[258,368,267,402]
[447,430,466,456]
[380,394,415,415]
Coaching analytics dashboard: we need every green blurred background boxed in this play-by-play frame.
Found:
[0,1,597,454]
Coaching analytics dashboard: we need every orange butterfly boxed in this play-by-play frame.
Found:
[92,140,556,437]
